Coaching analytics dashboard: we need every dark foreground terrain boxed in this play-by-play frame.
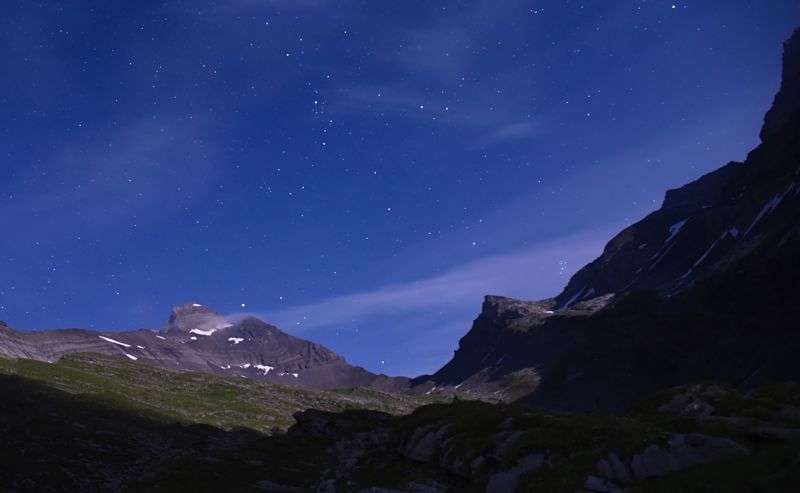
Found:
[1,354,800,492]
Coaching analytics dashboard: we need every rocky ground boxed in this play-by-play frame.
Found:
[1,353,799,492]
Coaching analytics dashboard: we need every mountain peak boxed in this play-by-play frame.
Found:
[168,301,218,322]
[760,28,800,142]
[166,302,225,333]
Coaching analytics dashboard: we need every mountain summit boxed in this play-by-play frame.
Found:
[165,302,231,335]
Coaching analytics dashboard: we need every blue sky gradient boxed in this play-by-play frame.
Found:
[1,1,799,376]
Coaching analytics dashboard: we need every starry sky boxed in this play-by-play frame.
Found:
[1,1,798,377]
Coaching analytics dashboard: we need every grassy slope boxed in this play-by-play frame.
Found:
[0,352,437,433]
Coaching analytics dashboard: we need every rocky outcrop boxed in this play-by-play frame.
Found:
[593,433,750,487]
[284,382,798,493]
[761,28,800,141]
[413,295,569,395]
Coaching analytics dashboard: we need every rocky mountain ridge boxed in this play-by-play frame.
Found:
[414,28,800,410]
[0,301,407,391]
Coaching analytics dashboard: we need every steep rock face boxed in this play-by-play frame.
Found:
[165,302,225,334]
[422,296,554,386]
[420,28,800,409]
[761,28,800,141]
[0,302,407,391]
[552,31,800,311]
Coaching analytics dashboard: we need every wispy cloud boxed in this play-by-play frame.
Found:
[234,229,608,332]
[322,0,554,148]
[221,0,346,10]
[477,121,545,146]
[0,118,219,244]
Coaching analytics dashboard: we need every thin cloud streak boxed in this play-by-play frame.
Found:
[236,228,609,333]
[0,119,219,244]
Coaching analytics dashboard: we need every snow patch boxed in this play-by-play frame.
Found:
[192,303,203,307]
[123,353,138,361]
[743,186,792,237]
[254,364,274,375]
[188,322,234,337]
[279,372,299,378]
[665,218,689,243]
[692,234,725,268]
[220,364,231,370]
[190,336,197,341]
[98,336,131,348]
[238,363,273,375]
[649,243,675,270]
[638,243,648,250]
[680,230,731,280]
[228,337,244,344]
[136,345,145,349]
[729,226,740,239]
[558,286,586,311]
[155,335,166,340]
[583,287,596,299]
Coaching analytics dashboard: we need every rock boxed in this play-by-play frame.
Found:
[668,433,749,466]
[596,452,631,485]
[406,482,445,493]
[518,453,546,471]
[498,417,515,431]
[355,488,407,493]
[583,475,625,493]
[438,438,470,478]
[485,469,520,493]
[657,384,733,417]
[331,439,364,470]
[316,479,337,493]
[761,28,800,141]
[489,430,527,461]
[750,426,800,441]
[401,425,444,462]
[252,479,303,491]
[631,444,680,481]
[470,455,487,477]
[485,453,546,493]
[629,433,748,481]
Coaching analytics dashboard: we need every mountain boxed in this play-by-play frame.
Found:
[415,28,800,410]
[0,301,407,391]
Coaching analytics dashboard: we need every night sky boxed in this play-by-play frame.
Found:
[2,1,798,377]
